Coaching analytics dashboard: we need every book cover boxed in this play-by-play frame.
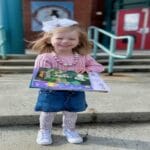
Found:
[30,68,110,92]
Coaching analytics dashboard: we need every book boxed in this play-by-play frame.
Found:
[30,68,110,92]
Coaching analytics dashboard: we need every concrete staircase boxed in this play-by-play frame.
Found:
[0,51,150,73]
[97,52,150,73]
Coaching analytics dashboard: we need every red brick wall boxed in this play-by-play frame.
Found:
[74,0,93,27]
[23,0,103,45]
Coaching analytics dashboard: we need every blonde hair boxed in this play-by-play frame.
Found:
[31,25,92,55]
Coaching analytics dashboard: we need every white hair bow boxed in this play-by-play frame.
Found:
[42,18,78,32]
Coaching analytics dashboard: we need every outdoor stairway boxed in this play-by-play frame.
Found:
[97,53,150,73]
[0,51,150,73]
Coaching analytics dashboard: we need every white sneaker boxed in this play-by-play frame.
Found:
[36,129,52,145]
[63,129,83,144]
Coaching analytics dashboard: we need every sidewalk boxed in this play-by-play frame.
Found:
[1,123,150,150]
[0,72,150,125]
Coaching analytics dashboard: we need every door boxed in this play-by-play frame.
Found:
[144,8,150,49]
[91,0,104,27]
[116,8,150,50]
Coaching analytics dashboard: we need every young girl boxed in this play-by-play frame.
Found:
[31,18,104,145]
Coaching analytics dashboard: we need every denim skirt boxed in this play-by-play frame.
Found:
[35,89,88,112]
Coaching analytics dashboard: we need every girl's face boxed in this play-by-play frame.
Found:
[50,30,79,54]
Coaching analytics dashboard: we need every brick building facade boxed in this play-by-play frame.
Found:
[23,0,104,42]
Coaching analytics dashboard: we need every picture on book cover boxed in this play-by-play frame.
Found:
[30,68,110,92]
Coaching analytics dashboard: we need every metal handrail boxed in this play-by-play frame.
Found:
[88,26,134,75]
[0,25,6,59]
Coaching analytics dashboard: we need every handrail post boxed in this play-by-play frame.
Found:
[108,38,116,75]
[93,28,99,59]
[127,36,134,57]
[2,29,6,59]
[0,26,7,59]
[1,45,6,59]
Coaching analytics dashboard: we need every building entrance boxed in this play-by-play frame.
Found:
[116,8,150,50]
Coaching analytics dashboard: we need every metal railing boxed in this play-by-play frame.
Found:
[88,26,134,75]
[0,26,6,59]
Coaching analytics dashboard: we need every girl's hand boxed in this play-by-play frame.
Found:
[75,68,86,74]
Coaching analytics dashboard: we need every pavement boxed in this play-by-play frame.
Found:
[0,72,150,126]
[1,123,150,150]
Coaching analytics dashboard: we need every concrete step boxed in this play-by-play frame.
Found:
[0,66,34,73]
[0,65,150,73]
[113,65,150,72]
[0,54,37,59]
[0,58,150,66]
[114,59,150,65]
[98,59,150,65]
[1,51,150,60]
[0,51,150,73]
[94,52,150,59]
[0,59,35,66]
